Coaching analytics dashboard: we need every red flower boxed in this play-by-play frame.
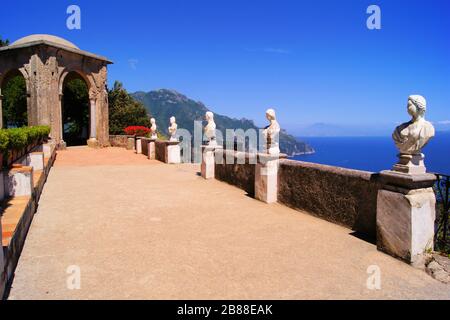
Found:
[124,126,151,136]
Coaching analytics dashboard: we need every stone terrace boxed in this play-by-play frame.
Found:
[7,147,450,299]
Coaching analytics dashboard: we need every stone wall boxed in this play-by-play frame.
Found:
[214,150,256,197]
[109,135,134,148]
[278,159,381,237]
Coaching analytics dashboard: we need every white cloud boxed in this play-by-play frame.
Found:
[437,120,450,125]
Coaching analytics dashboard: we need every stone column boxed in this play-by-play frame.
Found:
[58,94,67,149]
[255,153,285,204]
[377,171,437,265]
[201,145,222,179]
[87,98,99,148]
[126,137,135,150]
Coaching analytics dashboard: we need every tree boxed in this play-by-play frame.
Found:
[2,75,28,128]
[0,36,10,47]
[108,81,152,134]
[62,78,90,145]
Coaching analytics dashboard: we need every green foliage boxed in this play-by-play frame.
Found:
[109,81,152,135]
[2,75,28,128]
[2,126,50,151]
[0,130,10,152]
[0,36,9,47]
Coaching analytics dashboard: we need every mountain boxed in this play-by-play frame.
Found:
[131,89,314,156]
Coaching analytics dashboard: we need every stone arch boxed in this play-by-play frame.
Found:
[59,68,96,98]
[0,68,30,128]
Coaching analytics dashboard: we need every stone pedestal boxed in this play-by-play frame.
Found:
[7,166,34,197]
[393,153,426,174]
[126,138,135,150]
[87,138,100,149]
[377,170,437,265]
[135,138,143,154]
[167,143,181,164]
[27,152,44,171]
[148,140,156,160]
[201,145,222,179]
[255,153,286,204]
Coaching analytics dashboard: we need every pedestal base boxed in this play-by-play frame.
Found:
[254,153,286,204]
[166,144,181,164]
[201,145,221,179]
[393,153,426,174]
[87,138,100,149]
[126,138,134,150]
[135,138,142,154]
[148,140,156,160]
[377,188,436,265]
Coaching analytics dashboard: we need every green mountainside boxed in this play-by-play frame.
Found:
[131,89,314,156]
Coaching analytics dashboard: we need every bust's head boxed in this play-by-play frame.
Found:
[266,108,276,121]
[205,111,214,122]
[151,118,156,125]
[408,95,426,120]
[170,116,176,124]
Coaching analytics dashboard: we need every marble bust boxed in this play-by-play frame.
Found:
[392,95,435,174]
[168,116,178,142]
[263,108,280,155]
[150,118,158,140]
[204,111,217,146]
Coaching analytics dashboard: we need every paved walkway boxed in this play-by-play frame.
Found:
[8,147,450,299]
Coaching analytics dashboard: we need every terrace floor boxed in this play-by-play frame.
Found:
[7,147,450,299]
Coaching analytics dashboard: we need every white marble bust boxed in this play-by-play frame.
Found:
[168,116,178,142]
[263,108,281,155]
[393,95,435,155]
[204,111,217,146]
[150,118,158,140]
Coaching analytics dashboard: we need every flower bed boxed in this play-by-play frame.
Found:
[0,126,51,168]
[123,126,151,137]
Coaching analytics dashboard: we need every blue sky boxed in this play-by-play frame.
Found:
[1,0,449,135]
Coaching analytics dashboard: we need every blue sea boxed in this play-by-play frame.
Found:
[292,132,450,175]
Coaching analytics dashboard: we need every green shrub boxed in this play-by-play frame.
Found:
[7,128,28,150]
[3,125,50,151]
[0,129,9,153]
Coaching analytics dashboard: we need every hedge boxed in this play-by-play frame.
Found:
[0,125,51,153]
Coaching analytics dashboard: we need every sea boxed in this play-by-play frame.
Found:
[292,131,450,175]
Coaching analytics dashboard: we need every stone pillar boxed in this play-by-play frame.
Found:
[201,145,222,179]
[148,139,156,160]
[7,166,34,197]
[87,98,99,148]
[377,171,437,265]
[126,138,135,150]
[58,94,66,149]
[27,152,44,171]
[166,141,181,164]
[136,138,142,154]
[255,153,285,204]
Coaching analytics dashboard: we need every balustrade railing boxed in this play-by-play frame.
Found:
[434,173,450,254]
